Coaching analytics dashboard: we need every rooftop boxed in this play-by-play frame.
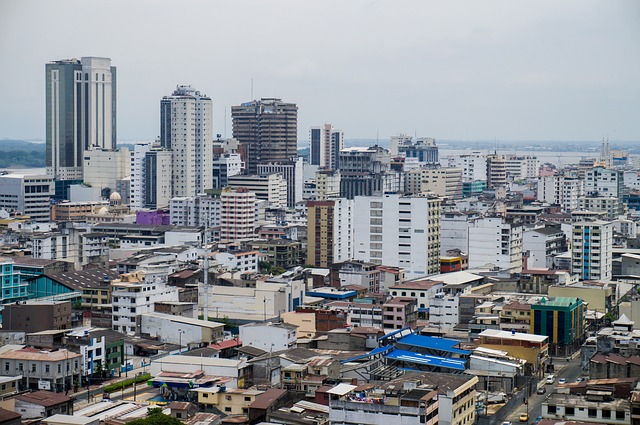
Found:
[44,268,120,291]
[141,312,225,330]
[479,329,548,343]
[16,390,71,407]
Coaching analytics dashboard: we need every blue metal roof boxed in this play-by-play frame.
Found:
[384,349,466,371]
[396,334,471,355]
[305,289,356,300]
[340,345,393,364]
[377,326,412,342]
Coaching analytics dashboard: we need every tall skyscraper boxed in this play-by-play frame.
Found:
[231,98,298,174]
[160,86,213,197]
[310,123,343,170]
[46,57,117,180]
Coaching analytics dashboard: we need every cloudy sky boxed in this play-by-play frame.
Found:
[0,0,638,143]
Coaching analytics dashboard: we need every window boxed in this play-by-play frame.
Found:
[46,365,50,373]
[3,363,8,372]
[588,408,597,418]
[616,411,625,420]
[601,410,610,419]
[224,407,231,413]
[566,407,574,415]
[547,405,556,414]
[244,396,251,401]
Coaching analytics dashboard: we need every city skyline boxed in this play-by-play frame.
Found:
[0,0,639,143]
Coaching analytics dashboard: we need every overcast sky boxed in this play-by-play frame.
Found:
[1,0,638,143]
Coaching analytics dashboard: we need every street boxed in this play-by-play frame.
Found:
[502,351,583,424]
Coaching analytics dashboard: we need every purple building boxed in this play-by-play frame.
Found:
[136,209,171,225]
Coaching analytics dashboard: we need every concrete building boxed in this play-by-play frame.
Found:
[2,301,72,333]
[310,123,343,170]
[220,188,256,242]
[14,391,74,419]
[111,272,180,335]
[0,174,55,222]
[523,226,568,268]
[447,152,487,183]
[307,200,336,268]
[468,216,523,273]
[486,154,507,188]
[239,322,297,352]
[0,346,81,392]
[227,173,288,207]
[232,98,298,175]
[169,195,221,227]
[420,167,463,200]
[315,170,341,200]
[161,86,213,197]
[140,312,224,347]
[0,257,27,305]
[212,153,244,189]
[51,200,109,221]
[537,173,584,213]
[353,194,442,279]
[477,329,549,377]
[257,157,303,207]
[130,142,173,210]
[572,220,613,281]
[202,277,305,323]
[46,57,116,180]
[398,137,439,166]
[531,297,585,353]
[329,371,476,425]
[542,393,630,425]
[338,146,402,199]
[150,355,251,389]
[82,148,130,197]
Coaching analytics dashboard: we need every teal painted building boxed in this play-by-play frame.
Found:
[531,297,585,346]
[0,257,28,304]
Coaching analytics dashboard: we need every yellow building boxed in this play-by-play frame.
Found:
[500,300,532,333]
[281,311,316,338]
[195,387,263,416]
[478,329,549,377]
[548,282,614,313]
[306,200,335,267]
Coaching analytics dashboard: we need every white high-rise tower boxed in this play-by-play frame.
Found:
[160,86,213,197]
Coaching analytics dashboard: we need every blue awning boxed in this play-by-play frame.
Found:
[384,349,466,371]
[396,334,471,355]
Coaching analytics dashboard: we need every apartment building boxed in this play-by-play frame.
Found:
[468,216,523,273]
[572,220,613,281]
[353,194,441,279]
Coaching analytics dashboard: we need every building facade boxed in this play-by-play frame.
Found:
[46,57,117,180]
[0,174,55,222]
[353,194,441,279]
[232,98,298,175]
[571,220,613,281]
[160,86,213,197]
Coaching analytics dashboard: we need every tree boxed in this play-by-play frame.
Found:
[127,410,182,425]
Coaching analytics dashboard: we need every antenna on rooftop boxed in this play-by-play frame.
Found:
[251,78,254,100]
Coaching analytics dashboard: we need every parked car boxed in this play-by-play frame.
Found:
[536,387,546,394]
[558,378,567,384]
[545,375,555,384]
[501,422,512,425]
[534,416,543,424]
[575,377,584,383]
[519,413,529,422]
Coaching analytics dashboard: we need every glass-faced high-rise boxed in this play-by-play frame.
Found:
[45,57,116,180]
